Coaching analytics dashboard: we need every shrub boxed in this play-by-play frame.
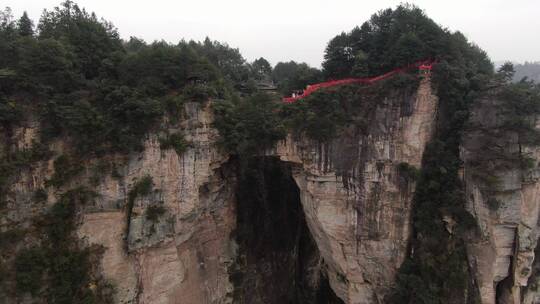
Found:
[397,162,420,181]
[15,187,105,302]
[46,155,84,188]
[280,79,419,143]
[128,175,153,203]
[126,175,154,241]
[0,96,22,126]
[159,133,189,155]
[213,93,286,156]
[33,188,48,203]
[15,247,48,295]
[281,89,348,142]
[162,94,184,124]
[183,83,218,102]
[146,205,166,222]
[486,197,502,211]
[0,141,52,203]
[0,228,24,248]
[521,156,536,170]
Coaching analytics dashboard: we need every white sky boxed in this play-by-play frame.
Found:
[4,0,540,67]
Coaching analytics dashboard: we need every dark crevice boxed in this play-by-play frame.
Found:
[229,156,343,304]
[495,227,518,304]
[522,235,540,302]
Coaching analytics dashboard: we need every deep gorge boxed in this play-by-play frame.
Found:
[230,157,343,303]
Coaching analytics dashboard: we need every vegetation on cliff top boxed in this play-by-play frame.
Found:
[0,1,266,157]
[2,1,540,303]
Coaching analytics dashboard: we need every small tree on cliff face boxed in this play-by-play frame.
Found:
[500,79,540,158]
[498,62,515,83]
[18,11,33,36]
[496,62,540,154]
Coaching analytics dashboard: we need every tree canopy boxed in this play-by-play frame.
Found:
[272,61,322,95]
[0,2,259,155]
[322,4,492,79]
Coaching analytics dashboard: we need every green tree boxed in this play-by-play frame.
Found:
[322,4,447,78]
[498,61,515,83]
[124,36,146,53]
[191,37,250,85]
[272,61,322,95]
[38,0,123,79]
[17,11,33,36]
[15,37,78,92]
[351,50,369,77]
[322,32,354,78]
[251,57,272,80]
[0,7,17,68]
[0,7,14,31]
[213,93,286,156]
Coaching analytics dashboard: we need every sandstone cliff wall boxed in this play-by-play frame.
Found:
[3,76,442,304]
[463,95,540,304]
[269,76,437,303]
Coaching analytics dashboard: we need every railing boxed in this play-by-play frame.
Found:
[283,59,434,103]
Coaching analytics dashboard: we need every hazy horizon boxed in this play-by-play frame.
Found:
[4,0,540,67]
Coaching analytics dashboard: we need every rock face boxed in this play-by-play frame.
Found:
[462,94,540,304]
[2,76,440,304]
[77,102,237,304]
[269,75,438,303]
[2,102,236,304]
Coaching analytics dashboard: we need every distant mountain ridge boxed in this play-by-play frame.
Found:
[495,60,540,83]
[514,61,540,83]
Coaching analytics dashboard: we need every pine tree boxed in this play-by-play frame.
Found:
[18,11,33,36]
[251,57,272,80]
[498,61,515,83]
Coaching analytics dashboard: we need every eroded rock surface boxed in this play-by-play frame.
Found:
[2,77,440,304]
[462,94,540,304]
[269,76,438,303]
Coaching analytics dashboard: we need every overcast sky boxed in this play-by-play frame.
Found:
[4,0,540,67]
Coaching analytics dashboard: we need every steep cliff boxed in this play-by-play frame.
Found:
[1,102,236,304]
[3,2,540,303]
[463,89,540,304]
[0,74,438,304]
[269,75,437,303]
[3,68,540,304]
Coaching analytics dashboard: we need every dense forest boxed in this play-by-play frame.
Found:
[1,1,540,304]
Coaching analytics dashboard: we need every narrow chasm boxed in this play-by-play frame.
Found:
[230,157,343,304]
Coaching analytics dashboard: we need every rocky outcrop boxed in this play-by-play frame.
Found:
[462,94,540,304]
[1,76,438,304]
[269,76,438,303]
[76,102,236,304]
[2,102,236,304]
[4,72,540,304]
